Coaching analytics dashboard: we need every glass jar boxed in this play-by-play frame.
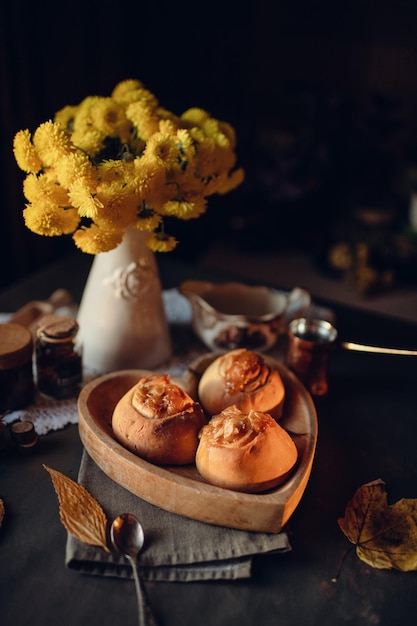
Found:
[35,315,82,399]
[0,322,34,413]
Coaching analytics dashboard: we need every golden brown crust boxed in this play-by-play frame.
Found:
[131,374,195,417]
[195,406,298,492]
[112,374,207,465]
[197,349,285,419]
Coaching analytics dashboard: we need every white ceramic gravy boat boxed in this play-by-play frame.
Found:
[179,280,311,352]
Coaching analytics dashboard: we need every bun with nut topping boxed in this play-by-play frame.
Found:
[197,348,285,420]
[112,374,207,465]
[195,405,298,492]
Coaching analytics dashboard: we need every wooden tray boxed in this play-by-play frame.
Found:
[78,355,318,533]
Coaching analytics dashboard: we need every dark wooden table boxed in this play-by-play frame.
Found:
[1,252,417,626]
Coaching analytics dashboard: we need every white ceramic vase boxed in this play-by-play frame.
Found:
[77,228,172,373]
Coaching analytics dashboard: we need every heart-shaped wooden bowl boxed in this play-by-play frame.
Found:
[78,354,317,533]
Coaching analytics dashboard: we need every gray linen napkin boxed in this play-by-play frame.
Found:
[66,451,291,581]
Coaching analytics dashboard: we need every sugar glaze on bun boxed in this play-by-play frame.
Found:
[198,348,285,419]
[195,406,298,492]
[112,374,207,465]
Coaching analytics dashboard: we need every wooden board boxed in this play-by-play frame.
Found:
[77,355,318,533]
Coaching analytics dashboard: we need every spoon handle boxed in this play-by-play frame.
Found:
[130,558,159,626]
[341,341,417,356]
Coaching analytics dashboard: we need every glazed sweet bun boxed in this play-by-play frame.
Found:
[195,406,298,493]
[198,348,285,420]
[112,374,207,465]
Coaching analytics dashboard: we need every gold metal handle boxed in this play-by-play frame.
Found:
[341,342,417,356]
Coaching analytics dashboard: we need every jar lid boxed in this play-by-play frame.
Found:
[10,420,37,445]
[0,323,33,370]
[37,315,79,342]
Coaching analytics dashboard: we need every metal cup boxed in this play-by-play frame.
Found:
[286,318,338,397]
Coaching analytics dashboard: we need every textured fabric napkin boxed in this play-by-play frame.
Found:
[65,451,291,581]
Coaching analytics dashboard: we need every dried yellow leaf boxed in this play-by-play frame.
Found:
[338,479,417,572]
[0,498,4,528]
[44,465,109,552]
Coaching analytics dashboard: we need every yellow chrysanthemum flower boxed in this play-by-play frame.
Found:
[71,127,106,158]
[146,231,178,252]
[33,121,74,167]
[73,224,124,254]
[24,201,80,236]
[160,197,207,220]
[54,105,79,131]
[176,128,195,158]
[23,172,70,206]
[69,97,109,155]
[89,98,132,143]
[126,100,160,140]
[54,152,98,190]
[13,129,43,174]
[156,107,180,126]
[202,118,219,138]
[72,103,94,137]
[111,79,145,103]
[68,180,103,219]
[134,204,163,231]
[188,126,206,144]
[132,158,167,205]
[158,119,178,136]
[181,108,210,127]
[73,95,101,122]
[201,119,232,149]
[95,182,138,229]
[131,88,159,108]
[218,121,237,149]
[117,87,158,109]
[142,133,179,168]
[98,159,136,183]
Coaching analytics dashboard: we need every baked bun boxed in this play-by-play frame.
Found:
[112,374,207,465]
[198,349,285,419]
[195,406,298,492]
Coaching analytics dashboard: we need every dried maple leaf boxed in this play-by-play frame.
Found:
[338,478,417,572]
[44,465,109,552]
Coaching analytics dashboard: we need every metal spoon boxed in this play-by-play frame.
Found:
[110,513,158,626]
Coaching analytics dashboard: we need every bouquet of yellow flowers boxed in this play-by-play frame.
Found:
[13,79,244,254]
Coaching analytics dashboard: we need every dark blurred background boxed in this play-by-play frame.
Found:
[2,0,417,291]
